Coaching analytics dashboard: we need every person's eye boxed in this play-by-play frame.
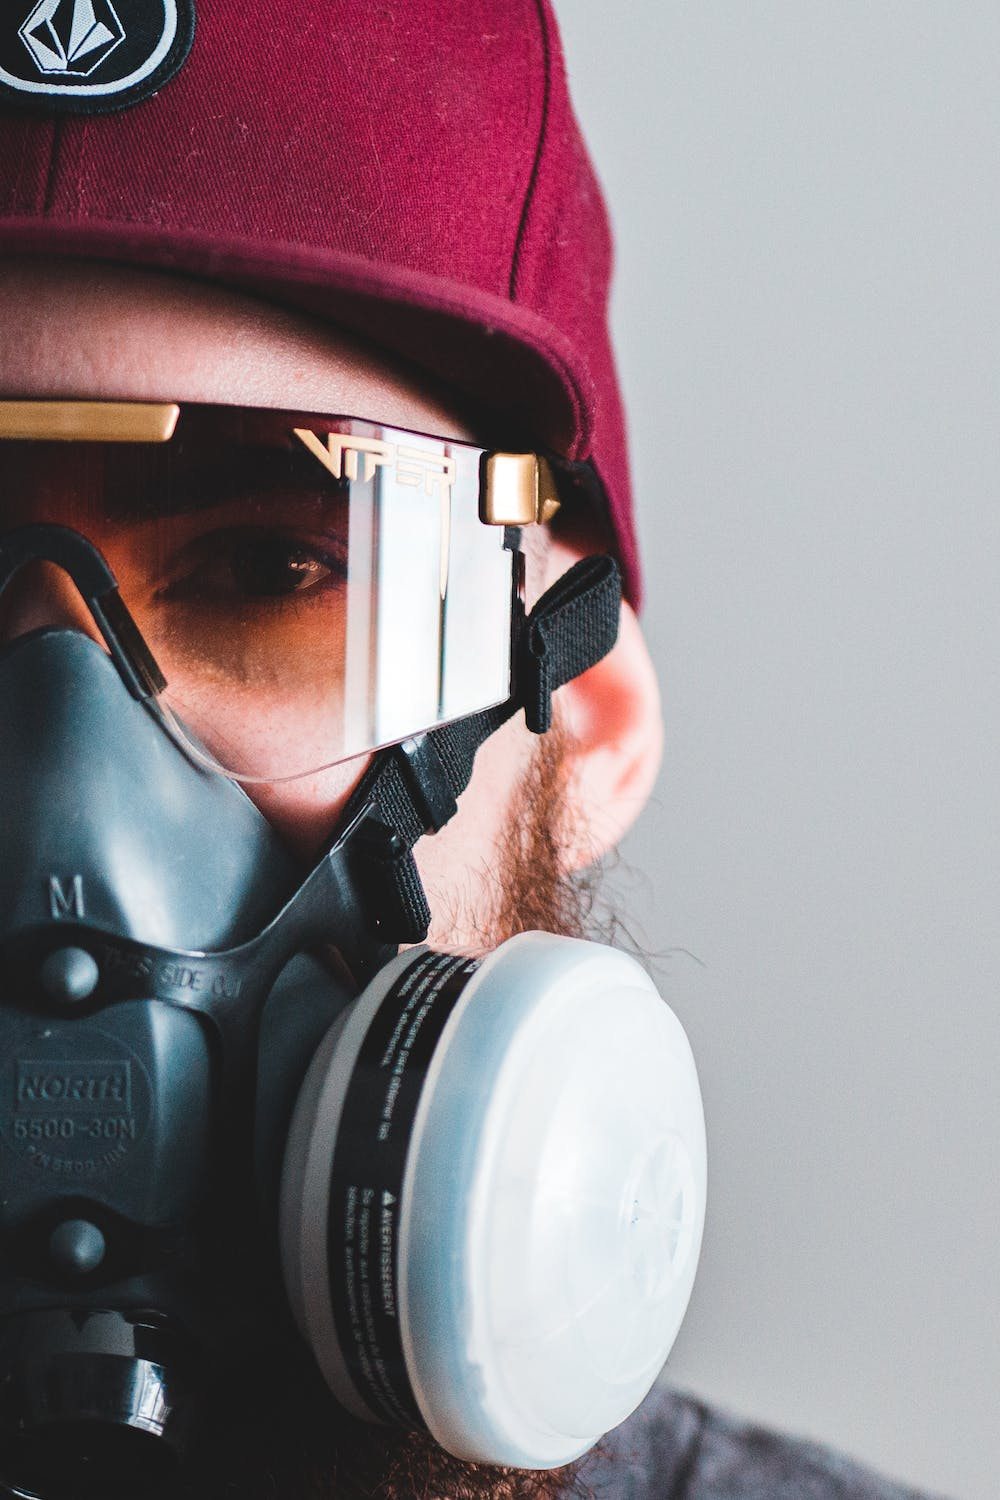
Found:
[155,528,345,603]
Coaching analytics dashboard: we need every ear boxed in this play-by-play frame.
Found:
[546,535,664,871]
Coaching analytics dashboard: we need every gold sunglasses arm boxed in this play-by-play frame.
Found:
[0,401,180,442]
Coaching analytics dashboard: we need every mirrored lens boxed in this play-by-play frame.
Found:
[0,408,518,781]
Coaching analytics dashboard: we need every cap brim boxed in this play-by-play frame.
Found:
[0,219,590,457]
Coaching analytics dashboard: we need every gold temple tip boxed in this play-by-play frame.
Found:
[0,401,181,443]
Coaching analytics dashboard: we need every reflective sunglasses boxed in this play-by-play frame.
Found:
[0,401,564,782]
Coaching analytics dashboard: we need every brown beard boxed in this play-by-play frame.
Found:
[485,722,594,949]
[176,728,602,1500]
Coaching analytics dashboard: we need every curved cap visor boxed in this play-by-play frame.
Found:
[0,0,640,603]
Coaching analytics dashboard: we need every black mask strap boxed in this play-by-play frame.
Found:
[345,554,622,943]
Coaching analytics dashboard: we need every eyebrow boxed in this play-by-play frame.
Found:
[96,438,351,525]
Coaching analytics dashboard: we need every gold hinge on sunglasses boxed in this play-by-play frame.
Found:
[481,452,561,526]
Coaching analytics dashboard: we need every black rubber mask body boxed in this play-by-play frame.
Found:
[0,526,632,1497]
[0,625,382,1499]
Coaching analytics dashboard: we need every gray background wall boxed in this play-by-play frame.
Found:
[551,7,999,1500]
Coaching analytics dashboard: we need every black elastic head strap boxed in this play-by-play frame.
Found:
[344,553,622,943]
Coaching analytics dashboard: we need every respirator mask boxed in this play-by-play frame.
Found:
[0,400,706,1498]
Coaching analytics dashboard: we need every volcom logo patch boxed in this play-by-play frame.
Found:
[0,0,194,113]
[20,0,125,77]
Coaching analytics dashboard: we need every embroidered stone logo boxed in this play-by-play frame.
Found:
[19,0,125,77]
[0,0,194,113]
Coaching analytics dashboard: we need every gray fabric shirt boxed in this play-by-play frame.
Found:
[574,1388,952,1500]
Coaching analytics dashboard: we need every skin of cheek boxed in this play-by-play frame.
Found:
[240,758,372,859]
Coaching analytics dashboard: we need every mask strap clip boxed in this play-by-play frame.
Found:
[350,816,432,945]
[395,735,459,832]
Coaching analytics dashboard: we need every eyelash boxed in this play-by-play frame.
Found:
[153,526,348,606]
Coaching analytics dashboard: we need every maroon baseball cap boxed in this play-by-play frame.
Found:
[0,0,640,602]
